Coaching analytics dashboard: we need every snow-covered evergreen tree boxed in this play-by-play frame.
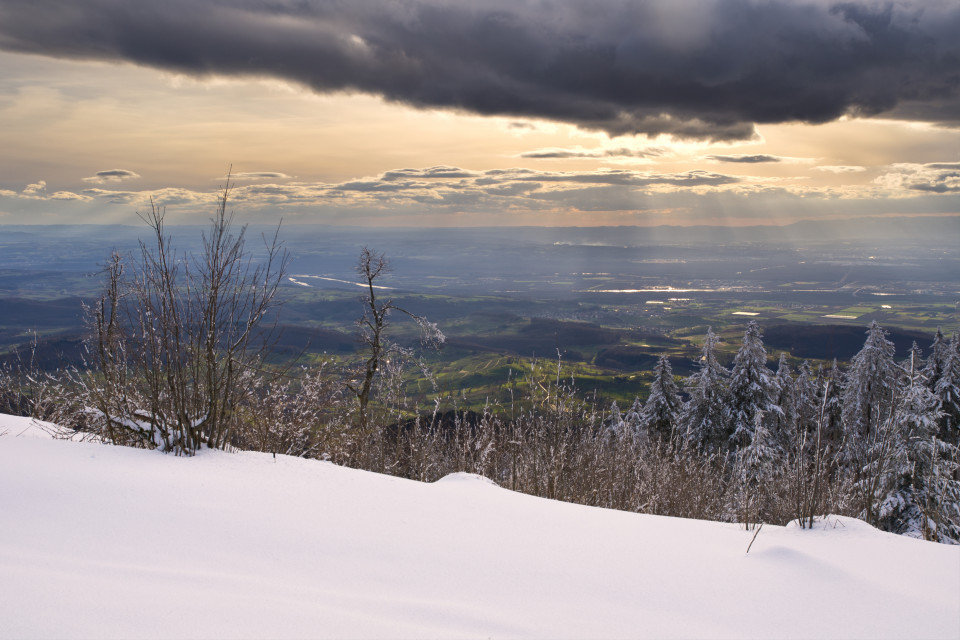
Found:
[794,361,818,443]
[733,410,779,528]
[771,353,795,453]
[728,321,777,450]
[679,327,730,455]
[818,360,845,454]
[870,344,960,543]
[923,327,950,391]
[606,400,624,437]
[842,322,898,464]
[933,333,960,445]
[623,396,643,435]
[639,355,682,442]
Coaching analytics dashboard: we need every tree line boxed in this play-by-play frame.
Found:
[615,319,960,541]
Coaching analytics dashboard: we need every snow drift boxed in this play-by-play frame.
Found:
[1,414,957,639]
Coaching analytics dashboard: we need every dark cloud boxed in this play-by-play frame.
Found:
[521,146,668,159]
[2,1,958,140]
[926,163,960,170]
[706,154,783,164]
[82,169,141,184]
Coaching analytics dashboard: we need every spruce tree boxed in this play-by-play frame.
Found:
[622,396,643,436]
[923,327,949,391]
[639,355,682,442]
[728,321,776,450]
[794,361,819,447]
[818,360,845,455]
[771,353,796,454]
[679,327,730,455]
[606,400,625,438]
[842,321,898,465]
[933,333,960,445]
[871,344,960,542]
[733,410,779,528]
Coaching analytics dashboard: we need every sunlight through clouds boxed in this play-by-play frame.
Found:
[0,1,956,226]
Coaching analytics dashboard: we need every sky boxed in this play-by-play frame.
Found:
[0,0,959,227]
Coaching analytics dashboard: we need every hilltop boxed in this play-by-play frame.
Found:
[1,414,957,639]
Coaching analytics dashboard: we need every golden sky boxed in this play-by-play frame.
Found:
[1,1,959,227]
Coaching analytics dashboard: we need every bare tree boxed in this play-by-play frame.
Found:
[347,247,444,434]
[85,174,289,454]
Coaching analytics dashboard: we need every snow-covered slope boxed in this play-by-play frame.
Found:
[1,413,958,639]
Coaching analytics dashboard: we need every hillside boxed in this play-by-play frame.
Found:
[1,414,958,639]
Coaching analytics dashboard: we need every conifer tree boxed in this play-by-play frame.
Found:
[871,343,960,542]
[623,396,643,435]
[923,327,949,391]
[680,327,730,455]
[933,333,960,445]
[639,355,682,442]
[794,361,819,447]
[733,410,779,528]
[606,400,625,436]
[728,321,776,450]
[771,352,796,453]
[842,321,898,464]
[818,360,845,454]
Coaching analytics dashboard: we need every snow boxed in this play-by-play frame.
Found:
[0,414,87,441]
[1,413,958,639]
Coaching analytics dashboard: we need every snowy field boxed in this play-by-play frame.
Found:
[1,413,958,639]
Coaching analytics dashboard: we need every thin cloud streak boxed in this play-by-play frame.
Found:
[82,169,141,184]
[707,155,783,164]
[814,165,868,173]
[227,172,293,180]
[521,146,669,160]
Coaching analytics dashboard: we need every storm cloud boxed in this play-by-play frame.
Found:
[1,1,958,140]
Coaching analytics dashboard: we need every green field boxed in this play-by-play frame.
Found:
[2,279,957,411]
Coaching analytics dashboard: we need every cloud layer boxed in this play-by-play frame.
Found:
[4,159,960,226]
[1,1,959,140]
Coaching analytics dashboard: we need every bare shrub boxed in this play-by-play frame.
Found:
[81,176,288,454]
[232,363,349,458]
